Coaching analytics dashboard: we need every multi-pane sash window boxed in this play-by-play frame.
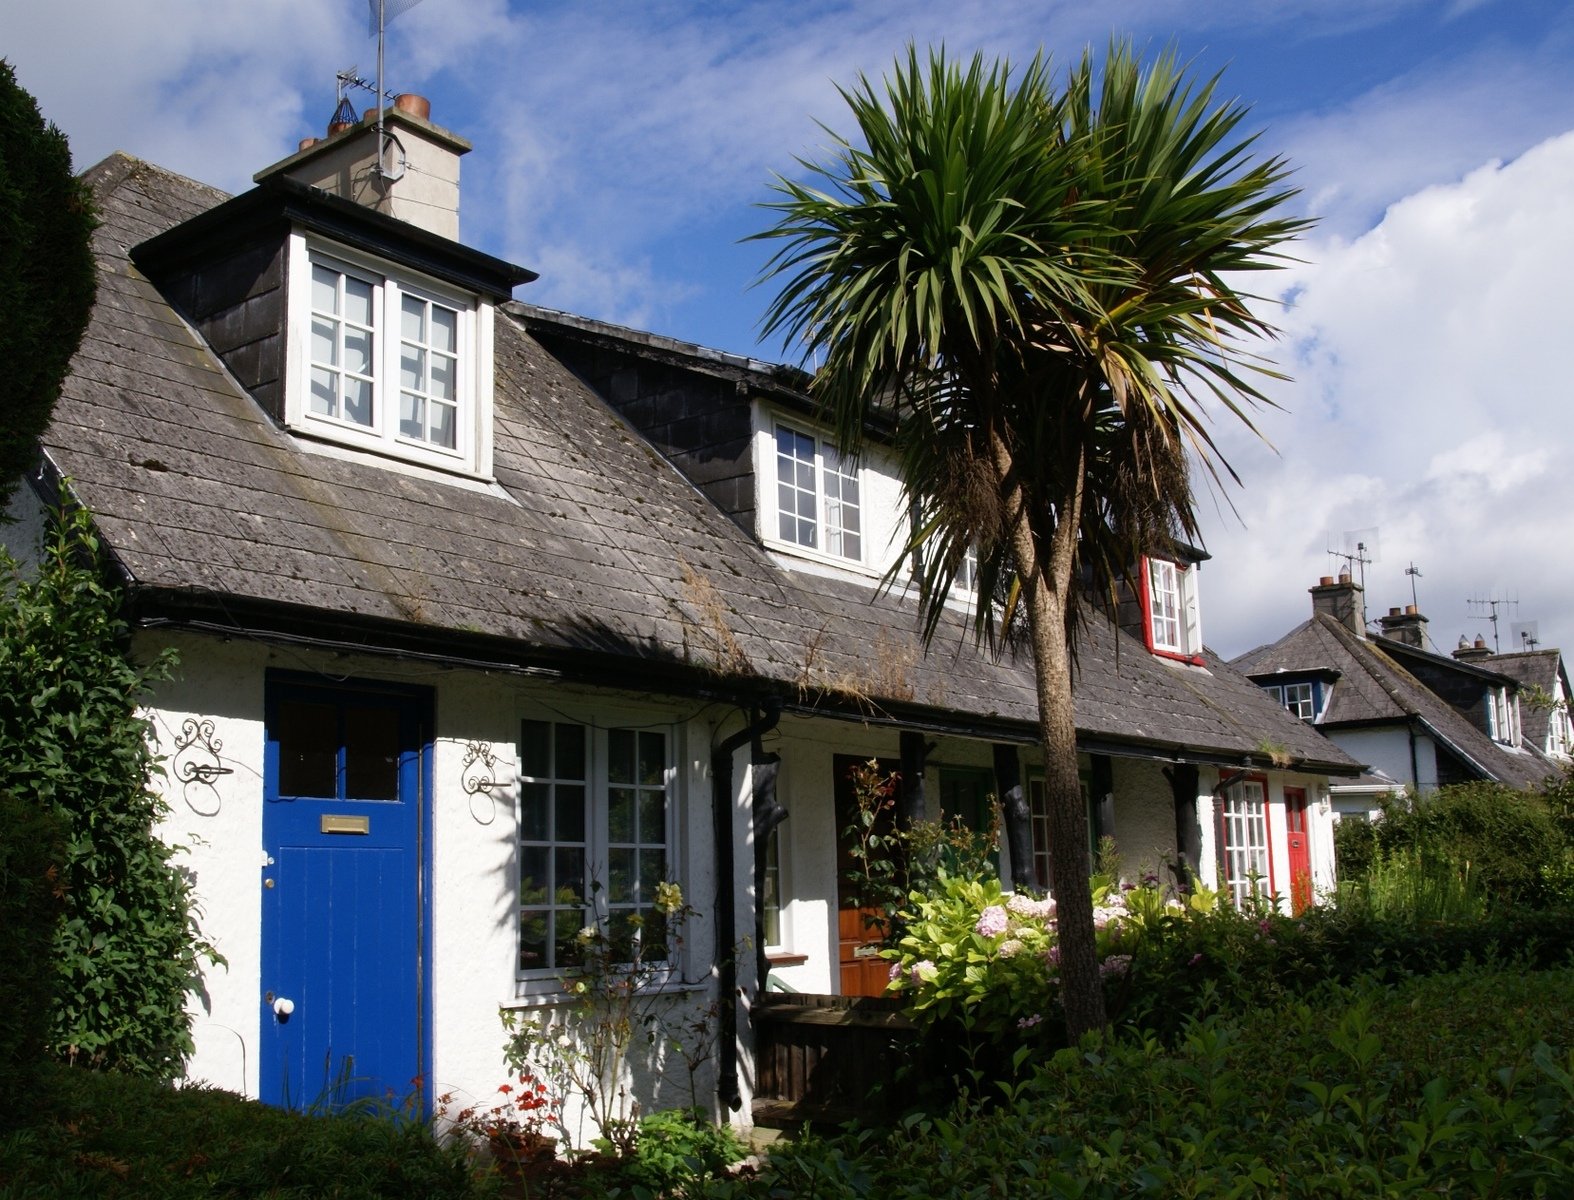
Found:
[774,424,861,561]
[1218,779,1270,906]
[1281,682,1315,720]
[1026,772,1094,892]
[296,244,476,471]
[1148,559,1183,652]
[517,719,671,976]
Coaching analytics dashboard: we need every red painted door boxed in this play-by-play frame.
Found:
[1284,787,1313,914]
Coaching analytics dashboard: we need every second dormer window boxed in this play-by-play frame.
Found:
[774,424,862,561]
[1144,557,1202,661]
[288,235,493,478]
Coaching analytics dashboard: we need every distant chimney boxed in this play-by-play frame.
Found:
[1377,603,1429,649]
[253,94,471,240]
[1453,634,1494,662]
[1311,573,1365,637]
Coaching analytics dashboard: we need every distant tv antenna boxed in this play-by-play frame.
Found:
[1467,594,1518,653]
[1511,620,1541,652]
[331,1,428,181]
[1404,560,1429,607]
[1326,527,1379,626]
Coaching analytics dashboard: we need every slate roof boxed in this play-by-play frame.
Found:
[34,153,1358,776]
[1232,614,1554,788]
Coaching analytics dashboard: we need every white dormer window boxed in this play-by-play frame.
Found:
[1486,686,1519,746]
[287,234,493,477]
[1144,557,1202,660]
[774,423,862,562]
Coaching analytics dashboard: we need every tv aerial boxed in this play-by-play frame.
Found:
[1511,620,1541,652]
[329,1,429,181]
[1467,594,1518,654]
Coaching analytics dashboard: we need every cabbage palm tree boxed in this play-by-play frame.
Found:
[756,42,1309,1038]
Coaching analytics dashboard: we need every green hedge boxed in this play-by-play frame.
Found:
[0,790,65,1126]
[713,966,1574,1198]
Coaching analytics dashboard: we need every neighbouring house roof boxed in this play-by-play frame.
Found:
[1477,649,1568,754]
[33,152,1360,777]
[1232,613,1554,789]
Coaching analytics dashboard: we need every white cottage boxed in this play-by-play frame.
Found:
[8,98,1358,1134]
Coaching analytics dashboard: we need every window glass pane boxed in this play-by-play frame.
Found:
[608,787,635,842]
[519,845,549,904]
[432,305,458,352]
[400,392,423,440]
[638,791,666,842]
[518,912,548,973]
[275,699,338,798]
[343,276,374,326]
[430,353,456,401]
[556,724,586,780]
[309,368,337,416]
[519,782,550,842]
[762,827,781,946]
[401,345,424,392]
[555,784,585,843]
[344,327,372,377]
[430,401,455,449]
[344,377,373,427]
[639,848,665,896]
[608,847,635,901]
[554,847,585,903]
[638,732,664,786]
[520,720,551,777]
[311,265,339,314]
[608,729,634,784]
[311,316,337,367]
[554,909,584,968]
[401,294,425,342]
[343,704,400,800]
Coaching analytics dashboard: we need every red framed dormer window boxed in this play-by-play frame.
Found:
[1141,557,1204,665]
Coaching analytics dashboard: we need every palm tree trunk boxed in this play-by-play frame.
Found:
[986,425,1108,1040]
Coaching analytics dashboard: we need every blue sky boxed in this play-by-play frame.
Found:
[8,0,1574,661]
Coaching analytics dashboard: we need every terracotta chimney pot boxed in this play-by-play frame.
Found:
[1319,576,1335,587]
[394,93,431,120]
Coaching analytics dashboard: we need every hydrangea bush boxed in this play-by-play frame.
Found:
[883,871,1188,1043]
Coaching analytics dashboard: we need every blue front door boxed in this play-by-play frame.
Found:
[261,675,430,1110]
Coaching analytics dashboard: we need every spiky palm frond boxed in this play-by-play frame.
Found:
[755,41,1309,646]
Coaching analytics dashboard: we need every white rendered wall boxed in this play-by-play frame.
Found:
[1331,726,1437,792]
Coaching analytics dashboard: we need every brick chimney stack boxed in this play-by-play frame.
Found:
[1311,573,1366,637]
[1378,604,1429,649]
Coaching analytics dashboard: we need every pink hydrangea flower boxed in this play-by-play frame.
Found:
[911,959,938,984]
[1046,944,1061,966]
[1188,952,1204,967]
[1007,894,1056,922]
[1016,1013,1043,1029]
[998,938,1025,959]
[1100,954,1132,978]
[974,905,1009,938]
[888,962,902,981]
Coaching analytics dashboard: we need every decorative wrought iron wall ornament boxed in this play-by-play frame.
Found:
[461,740,500,824]
[173,717,234,816]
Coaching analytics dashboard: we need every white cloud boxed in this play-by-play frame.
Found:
[1202,129,1574,659]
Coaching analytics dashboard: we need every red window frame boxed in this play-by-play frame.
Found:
[1138,556,1205,665]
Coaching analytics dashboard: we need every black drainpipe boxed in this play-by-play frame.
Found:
[711,699,781,1113]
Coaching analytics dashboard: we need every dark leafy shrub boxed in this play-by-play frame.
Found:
[709,966,1574,1199]
[588,1107,748,1196]
[1,1063,489,1198]
[0,789,64,1126]
[0,505,218,1075]
[1364,783,1567,907]
[1332,813,1377,877]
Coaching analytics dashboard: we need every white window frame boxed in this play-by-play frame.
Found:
[1025,769,1095,893]
[1145,557,1202,658]
[761,824,784,950]
[768,419,864,564]
[1486,686,1518,745]
[514,714,679,993]
[1280,681,1315,721]
[1218,778,1271,907]
[285,232,495,478]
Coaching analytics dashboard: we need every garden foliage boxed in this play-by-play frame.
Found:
[0,789,65,1124]
[712,966,1574,1198]
[0,503,217,1076]
[1335,782,1573,909]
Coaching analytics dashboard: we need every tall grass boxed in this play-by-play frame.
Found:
[1335,846,1485,922]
